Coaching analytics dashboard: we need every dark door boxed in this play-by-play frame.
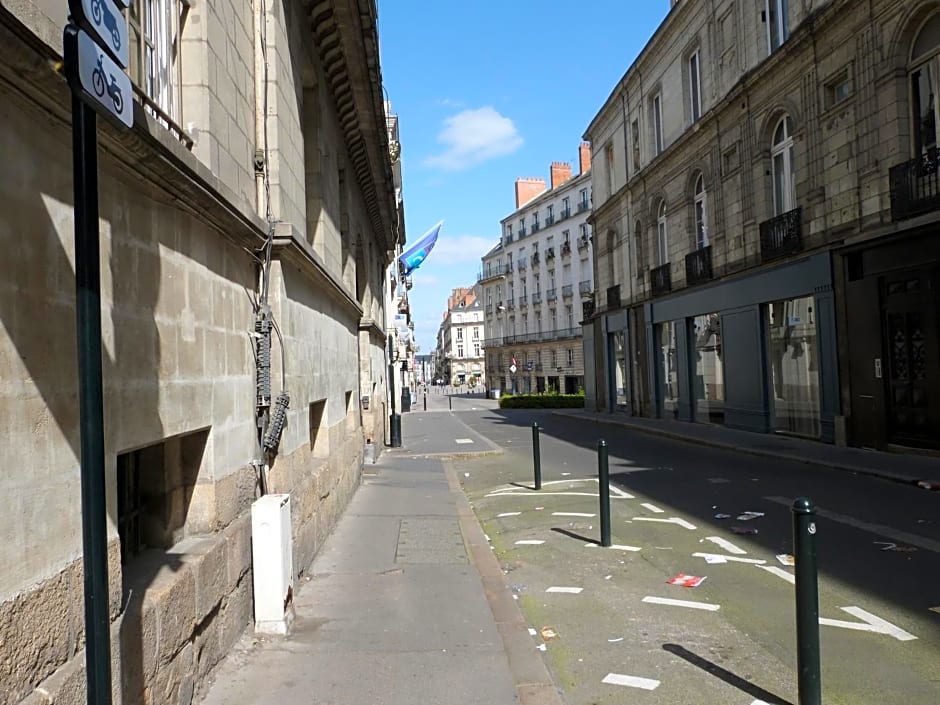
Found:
[882,270,940,447]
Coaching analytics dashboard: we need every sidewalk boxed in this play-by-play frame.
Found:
[556,409,940,488]
[198,410,562,705]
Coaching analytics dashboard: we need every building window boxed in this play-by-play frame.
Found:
[693,173,708,248]
[474,343,481,357]
[457,345,464,358]
[771,116,796,215]
[566,305,574,328]
[657,200,668,265]
[457,328,463,341]
[579,188,589,210]
[634,219,645,276]
[631,119,640,171]
[910,14,940,159]
[562,196,570,215]
[689,50,702,122]
[128,0,188,124]
[507,223,513,241]
[533,210,540,229]
[605,142,615,197]
[547,204,554,221]
[765,0,789,53]
[825,69,853,109]
[652,93,664,155]
[473,326,480,339]
[567,349,574,365]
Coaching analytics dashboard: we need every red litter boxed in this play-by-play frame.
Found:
[667,573,707,588]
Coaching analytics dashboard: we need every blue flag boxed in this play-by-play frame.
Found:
[398,221,443,277]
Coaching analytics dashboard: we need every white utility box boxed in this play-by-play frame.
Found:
[251,493,295,634]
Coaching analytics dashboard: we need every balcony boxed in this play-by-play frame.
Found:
[582,299,596,319]
[578,280,592,296]
[532,291,543,304]
[561,242,572,257]
[531,252,540,266]
[562,284,573,298]
[546,288,557,301]
[545,214,555,225]
[559,207,571,219]
[519,294,528,306]
[545,247,555,262]
[577,200,590,213]
[477,263,510,282]
[485,304,493,314]
[518,227,527,237]
[506,297,515,310]
[577,236,589,251]
[606,284,621,309]
[532,222,541,233]
[890,154,940,220]
[684,245,713,286]
[759,207,802,262]
[650,263,672,296]
[517,259,527,271]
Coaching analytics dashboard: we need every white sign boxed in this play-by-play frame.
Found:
[71,0,129,68]
[509,364,517,374]
[71,29,133,128]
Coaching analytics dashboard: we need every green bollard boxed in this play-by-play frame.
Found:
[598,440,611,547]
[793,497,822,705]
[449,396,452,410]
[532,422,541,490]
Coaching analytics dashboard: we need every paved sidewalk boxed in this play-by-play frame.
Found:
[557,409,940,488]
[198,412,562,705]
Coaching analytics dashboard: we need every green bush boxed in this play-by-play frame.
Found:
[498,393,585,409]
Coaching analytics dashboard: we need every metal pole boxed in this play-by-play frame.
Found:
[531,422,541,490]
[72,95,113,705]
[449,395,452,410]
[792,497,821,705]
[598,440,611,547]
[423,393,427,411]
[388,334,401,447]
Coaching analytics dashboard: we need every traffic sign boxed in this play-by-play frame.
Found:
[526,361,533,371]
[65,27,133,128]
[509,364,517,374]
[69,0,129,68]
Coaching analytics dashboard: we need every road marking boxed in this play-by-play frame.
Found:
[585,543,642,551]
[528,628,537,636]
[765,496,940,554]
[546,586,583,594]
[553,511,596,517]
[693,552,767,565]
[820,606,917,641]
[758,565,795,584]
[641,502,665,513]
[487,478,634,499]
[635,517,697,530]
[497,512,521,517]
[515,540,545,545]
[454,438,474,444]
[642,596,720,611]
[704,536,747,555]
[602,673,660,690]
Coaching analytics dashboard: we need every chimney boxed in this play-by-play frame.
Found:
[550,162,573,190]
[515,177,547,208]
[578,141,592,175]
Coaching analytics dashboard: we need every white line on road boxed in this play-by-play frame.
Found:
[455,438,474,444]
[765,496,940,554]
[497,512,521,517]
[641,502,665,513]
[585,543,642,551]
[487,478,635,499]
[552,512,596,517]
[635,517,697,530]
[642,596,720,611]
[515,540,545,545]
[704,536,748,555]
[692,552,767,565]
[602,673,660,690]
[820,606,917,641]
[546,586,583,594]
[758,565,795,584]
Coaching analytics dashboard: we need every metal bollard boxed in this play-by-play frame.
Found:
[793,497,822,705]
[598,440,611,547]
[532,422,542,490]
[449,396,452,410]
[423,394,427,411]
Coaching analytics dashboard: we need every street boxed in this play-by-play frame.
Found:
[450,405,940,704]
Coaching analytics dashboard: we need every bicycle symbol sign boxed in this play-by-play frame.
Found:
[70,0,129,68]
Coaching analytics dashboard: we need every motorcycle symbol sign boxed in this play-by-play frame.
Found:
[70,0,129,68]
[66,27,133,128]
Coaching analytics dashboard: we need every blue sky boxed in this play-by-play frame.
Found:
[378,2,669,353]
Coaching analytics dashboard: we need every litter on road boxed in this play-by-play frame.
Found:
[703,555,728,564]
[539,626,559,640]
[731,526,759,535]
[736,511,765,520]
[714,513,732,519]
[667,573,707,587]
[776,554,795,566]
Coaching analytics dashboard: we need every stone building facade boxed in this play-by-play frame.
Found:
[584,0,940,450]
[480,146,594,396]
[436,286,486,388]
[0,1,398,704]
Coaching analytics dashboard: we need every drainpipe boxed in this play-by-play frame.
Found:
[253,0,267,216]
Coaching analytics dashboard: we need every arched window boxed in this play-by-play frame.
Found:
[657,201,668,265]
[634,219,644,276]
[693,173,708,248]
[771,116,795,215]
[911,14,940,159]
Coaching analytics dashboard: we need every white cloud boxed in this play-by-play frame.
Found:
[424,107,523,171]
[411,273,440,286]
[430,234,495,264]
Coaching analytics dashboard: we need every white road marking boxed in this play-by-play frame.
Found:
[454,438,474,444]
[641,502,665,513]
[602,673,660,690]
[487,478,634,499]
[546,586,583,594]
[515,540,545,545]
[820,606,917,641]
[693,552,767,565]
[704,536,747,555]
[585,543,642,551]
[497,512,521,517]
[765,496,940,555]
[553,512,596,517]
[758,565,795,584]
[642,596,720,611]
[634,517,697,530]
[528,628,537,636]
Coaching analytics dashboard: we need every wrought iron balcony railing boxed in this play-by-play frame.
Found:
[546,288,557,301]
[684,245,713,286]
[759,207,802,262]
[562,284,573,298]
[578,280,592,295]
[889,153,940,220]
[606,284,621,309]
[650,262,672,296]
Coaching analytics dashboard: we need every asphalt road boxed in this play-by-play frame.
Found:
[449,406,940,705]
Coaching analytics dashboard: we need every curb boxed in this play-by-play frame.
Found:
[445,465,566,705]
[553,411,938,490]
